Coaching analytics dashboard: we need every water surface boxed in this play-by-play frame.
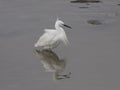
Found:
[0,0,120,90]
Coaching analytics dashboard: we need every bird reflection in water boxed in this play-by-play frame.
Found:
[35,49,71,80]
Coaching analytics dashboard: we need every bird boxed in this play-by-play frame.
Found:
[34,18,72,50]
[35,49,71,80]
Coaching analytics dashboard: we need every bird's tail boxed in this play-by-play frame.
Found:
[34,43,38,47]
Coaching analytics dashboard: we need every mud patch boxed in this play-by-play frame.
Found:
[117,4,120,6]
[79,6,89,8]
[87,20,103,25]
[71,0,101,3]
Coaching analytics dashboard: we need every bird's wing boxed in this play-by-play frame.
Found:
[44,29,56,33]
[35,29,57,47]
[45,29,69,45]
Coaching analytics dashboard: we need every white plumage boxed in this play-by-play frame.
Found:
[34,18,72,49]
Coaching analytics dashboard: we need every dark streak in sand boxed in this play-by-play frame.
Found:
[70,0,101,3]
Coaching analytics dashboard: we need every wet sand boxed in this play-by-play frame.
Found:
[0,0,120,90]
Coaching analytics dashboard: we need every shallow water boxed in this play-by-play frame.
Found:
[0,0,120,90]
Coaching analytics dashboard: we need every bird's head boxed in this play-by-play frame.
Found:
[55,18,72,29]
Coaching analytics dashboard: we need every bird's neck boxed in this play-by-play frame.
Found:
[55,24,64,32]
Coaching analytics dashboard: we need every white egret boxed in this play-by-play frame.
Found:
[34,18,72,49]
[35,49,71,80]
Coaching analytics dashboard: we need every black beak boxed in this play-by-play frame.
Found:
[63,24,72,29]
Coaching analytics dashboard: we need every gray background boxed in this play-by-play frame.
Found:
[0,0,120,90]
